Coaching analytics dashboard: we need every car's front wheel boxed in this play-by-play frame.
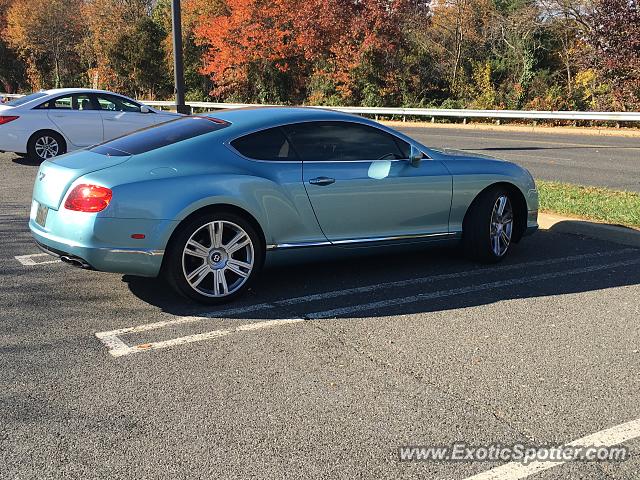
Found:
[463,186,515,263]
[27,131,66,161]
[164,212,263,304]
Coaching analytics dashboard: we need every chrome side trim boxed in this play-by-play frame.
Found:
[267,232,457,250]
[106,248,165,256]
[334,232,456,244]
[266,240,331,250]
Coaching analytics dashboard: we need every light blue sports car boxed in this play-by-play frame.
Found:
[29,107,538,303]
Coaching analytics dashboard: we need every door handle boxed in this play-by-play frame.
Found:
[309,177,335,186]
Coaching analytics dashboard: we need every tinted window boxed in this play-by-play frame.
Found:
[75,94,96,111]
[282,122,409,161]
[90,116,229,156]
[38,95,72,109]
[36,94,97,110]
[95,94,142,113]
[231,127,297,161]
[5,92,48,106]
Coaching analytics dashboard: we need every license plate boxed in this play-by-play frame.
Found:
[35,203,48,227]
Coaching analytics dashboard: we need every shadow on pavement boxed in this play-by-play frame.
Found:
[124,229,640,320]
[11,155,42,167]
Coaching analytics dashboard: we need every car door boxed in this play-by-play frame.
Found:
[42,93,104,147]
[284,121,453,243]
[95,94,162,140]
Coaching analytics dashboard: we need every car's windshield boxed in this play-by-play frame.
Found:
[90,116,230,156]
[4,92,48,107]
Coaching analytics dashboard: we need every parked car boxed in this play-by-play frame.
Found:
[0,88,179,161]
[29,107,538,304]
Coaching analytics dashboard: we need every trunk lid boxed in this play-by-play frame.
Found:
[33,150,130,209]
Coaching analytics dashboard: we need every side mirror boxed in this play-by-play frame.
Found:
[140,105,150,114]
[409,145,423,167]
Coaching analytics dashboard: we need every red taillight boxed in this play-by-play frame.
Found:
[64,184,112,212]
[0,115,19,125]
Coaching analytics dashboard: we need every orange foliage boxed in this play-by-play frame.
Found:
[195,0,410,102]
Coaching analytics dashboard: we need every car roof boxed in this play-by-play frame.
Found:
[42,88,135,97]
[208,106,371,133]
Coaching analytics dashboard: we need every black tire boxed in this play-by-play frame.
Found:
[462,186,515,263]
[27,130,66,162]
[164,211,264,304]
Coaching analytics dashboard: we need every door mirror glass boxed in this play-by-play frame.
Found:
[140,105,150,114]
[409,145,423,167]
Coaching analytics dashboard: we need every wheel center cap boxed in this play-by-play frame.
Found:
[208,249,228,268]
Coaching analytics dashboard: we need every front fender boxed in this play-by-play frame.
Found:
[441,159,538,232]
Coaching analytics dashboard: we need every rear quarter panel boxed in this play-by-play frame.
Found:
[84,136,324,249]
[0,108,59,153]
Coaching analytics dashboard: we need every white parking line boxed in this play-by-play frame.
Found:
[96,248,636,339]
[277,249,636,306]
[14,253,61,266]
[95,253,640,357]
[463,417,640,480]
[306,257,640,319]
[96,319,304,357]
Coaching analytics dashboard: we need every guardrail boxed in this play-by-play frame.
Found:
[144,101,640,122]
[3,93,640,122]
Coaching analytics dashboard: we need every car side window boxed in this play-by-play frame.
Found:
[36,94,97,110]
[281,121,409,161]
[95,94,142,113]
[37,95,72,110]
[74,94,97,111]
[230,127,298,161]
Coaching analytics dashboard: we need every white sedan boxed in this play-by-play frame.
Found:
[0,88,180,160]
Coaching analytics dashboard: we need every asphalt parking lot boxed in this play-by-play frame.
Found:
[395,125,640,191]
[2,149,640,479]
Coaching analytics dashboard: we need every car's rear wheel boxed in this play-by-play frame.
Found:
[463,186,514,263]
[164,212,263,304]
[28,131,66,161]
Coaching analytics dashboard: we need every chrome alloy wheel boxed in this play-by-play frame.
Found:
[181,220,255,298]
[489,195,513,257]
[34,135,59,159]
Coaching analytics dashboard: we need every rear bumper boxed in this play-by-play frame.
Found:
[0,125,29,154]
[30,226,165,277]
[35,239,95,269]
[28,208,176,277]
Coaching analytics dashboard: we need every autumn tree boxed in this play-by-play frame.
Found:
[426,0,495,98]
[109,17,170,98]
[82,0,153,90]
[5,0,85,88]
[195,0,416,105]
[153,0,223,99]
[588,0,640,109]
[195,0,304,103]
[0,0,26,92]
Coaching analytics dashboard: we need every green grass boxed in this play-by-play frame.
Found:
[537,180,640,228]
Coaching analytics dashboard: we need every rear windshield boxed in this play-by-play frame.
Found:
[5,92,48,107]
[90,116,229,156]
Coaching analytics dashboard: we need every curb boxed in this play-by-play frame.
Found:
[538,213,640,248]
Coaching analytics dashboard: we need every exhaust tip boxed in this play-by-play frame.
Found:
[60,255,92,269]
